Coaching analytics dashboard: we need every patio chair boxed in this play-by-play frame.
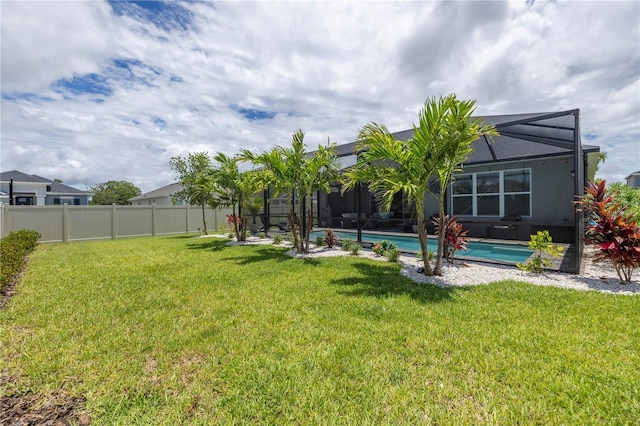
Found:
[492,214,521,239]
[259,214,290,232]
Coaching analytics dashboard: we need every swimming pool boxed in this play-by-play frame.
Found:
[310,230,533,263]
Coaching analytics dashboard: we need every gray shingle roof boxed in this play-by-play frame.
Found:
[330,109,599,165]
[128,183,182,201]
[0,170,51,183]
[48,181,89,194]
[0,170,90,194]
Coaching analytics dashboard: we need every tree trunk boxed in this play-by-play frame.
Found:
[415,198,434,276]
[201,204,208,235]
[288,205,299,252]
[232,205,240,240]
[296,198,305,254]
[240,216,247,241]
[305,206,313,253]
[433,192,446,275]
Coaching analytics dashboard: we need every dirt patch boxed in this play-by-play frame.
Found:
[0,389,90,425]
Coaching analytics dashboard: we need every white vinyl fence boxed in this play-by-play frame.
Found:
[0,203,233,243]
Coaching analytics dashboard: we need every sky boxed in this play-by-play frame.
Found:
[1,0,639,193]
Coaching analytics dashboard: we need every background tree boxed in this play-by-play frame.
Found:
[170,152,216,235]
[90,180,141,205]
[608,181,640,223]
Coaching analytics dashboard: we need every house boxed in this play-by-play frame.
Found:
[128,183,188,206]
[626,170,640,188]
[317,110,599,249]
[0,170,91,205]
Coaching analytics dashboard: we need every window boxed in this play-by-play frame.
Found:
[476,172,500,216]
[15,196,35,205]
[451,169,531,217]
[53,197,81,205]
[452,175,473,215]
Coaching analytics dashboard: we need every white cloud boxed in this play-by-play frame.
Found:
[1,0,638,192]
[1,1,115,93]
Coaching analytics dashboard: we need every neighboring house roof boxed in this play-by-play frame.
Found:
[0,170,90,195]
[328,109,599,166]
[626,170,640,179]
[128,182,182,202]
[49,181,89,195]
[0,170,51,184]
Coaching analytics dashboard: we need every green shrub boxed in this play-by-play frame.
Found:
[259,232,266,239]
[314,236,324,247]
[285,232,295,245]
[417,250,436,262]
[517,230,564,273]
[373,240,399,262]
[341,239,360,255]
[272,234,283,245]
[385,246,400,262]
[0,229,41,291]
[372,240,389,256]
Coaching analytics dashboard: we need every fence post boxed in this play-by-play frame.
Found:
[5,204,11,236]
[63,204,69,243]
[111,203,117,240]
[152,203,157,237]
[0,203,4,238]
[186,205,190,234]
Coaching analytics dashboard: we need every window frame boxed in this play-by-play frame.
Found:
[450,168,531,217]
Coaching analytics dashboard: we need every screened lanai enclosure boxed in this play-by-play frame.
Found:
[262,109,598,274]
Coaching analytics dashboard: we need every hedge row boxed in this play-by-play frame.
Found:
[0,229,41,292]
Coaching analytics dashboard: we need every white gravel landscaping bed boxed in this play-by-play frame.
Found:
[214,234,639,296]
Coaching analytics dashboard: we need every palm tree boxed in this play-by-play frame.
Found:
[344,122,440,275]
[345,94,497,276]
[210,153,262,242]
[426,95,497,275]
[239,145,299,247]
[241,130,340,254]
[294,136,341,253]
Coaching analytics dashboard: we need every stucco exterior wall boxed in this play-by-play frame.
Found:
[423,155,577,242]
[0,182,48,205]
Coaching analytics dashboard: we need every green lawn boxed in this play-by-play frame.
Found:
[1,235,638,425]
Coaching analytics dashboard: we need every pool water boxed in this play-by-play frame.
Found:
[310,230,533,263]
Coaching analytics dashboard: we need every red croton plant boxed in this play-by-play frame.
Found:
[575,180,640,283]
[434,215,469,264]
